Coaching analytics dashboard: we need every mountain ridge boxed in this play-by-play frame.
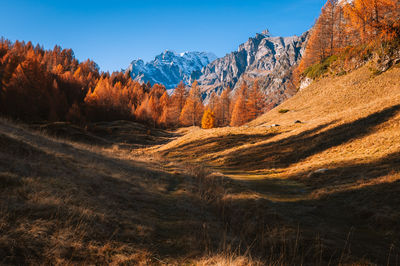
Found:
[126,29,308,108]
[197,30,309,106]
[127,50,216,89]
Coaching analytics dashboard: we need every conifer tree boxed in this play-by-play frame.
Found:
[135,95,152,123]
[246,80,265,121]
[345,0,400,41]
[230,82,249,127]
[149,95,163,127]
[208,91,218,112]
[201,108,215,129]
[158,91,171,127]
[179,80,204,126]
[171,81,188,125]
[215,86,232,127]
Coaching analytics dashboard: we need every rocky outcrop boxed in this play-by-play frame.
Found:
[198,30,309,106]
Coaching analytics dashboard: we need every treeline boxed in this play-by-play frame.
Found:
[86,79,267,128]
[295,0,400,80]
[0,38,266,128]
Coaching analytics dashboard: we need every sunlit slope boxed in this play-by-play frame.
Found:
[250,64,400,174]
[158,65,400,178]
[153,64,400,263]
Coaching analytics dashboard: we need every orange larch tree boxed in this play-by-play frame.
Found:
[208,91,218,112]
[246,80,266,121]
[217,86,232,127]
[158,91,172,127]
[201,108,215,129]
[344,0,400,42]
[135,95,152,123]
[230,82,249,127]
[170,81,188,125]
[179,80,204,126]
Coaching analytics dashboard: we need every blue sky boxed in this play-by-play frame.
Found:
[0,0,326,72]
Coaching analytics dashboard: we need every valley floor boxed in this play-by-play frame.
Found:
[1,65,400,265]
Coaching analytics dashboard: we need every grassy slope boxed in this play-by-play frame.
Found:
[0,119,234,265]
[154,64,400,263]
[1,64,400,264]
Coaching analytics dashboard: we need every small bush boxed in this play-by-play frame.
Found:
[278,109,290,114]
[303,55,338,79]
[341,44,373,62]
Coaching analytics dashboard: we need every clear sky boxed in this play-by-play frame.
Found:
[1,0,326,72]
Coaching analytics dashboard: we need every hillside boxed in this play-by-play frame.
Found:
[153,63,400,264]
[159,64,400,171]
[2,62,400,265]
[0,119,235,264]
[2,39,400,266]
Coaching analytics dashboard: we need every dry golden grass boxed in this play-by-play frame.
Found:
[0,118,230,265]
[0,117,365,265]
[156,65,400,182]
[151,64,400,264]
[2,64,400,264]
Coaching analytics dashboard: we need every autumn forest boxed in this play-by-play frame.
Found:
[2,0,400,130]
[2,0,400,264]
[0,38,268,129]
[295,0,400,80]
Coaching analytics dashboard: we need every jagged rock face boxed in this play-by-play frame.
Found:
[127,51,217,89]
[198,31,309,106]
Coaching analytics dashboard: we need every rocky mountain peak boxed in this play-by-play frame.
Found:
[261,29,271,36]
[126,29,309,110]
[127,51,217,89]
[197,31,309,107]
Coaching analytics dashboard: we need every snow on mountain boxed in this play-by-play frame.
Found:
[126,29,308,109]
[126,50,217,89]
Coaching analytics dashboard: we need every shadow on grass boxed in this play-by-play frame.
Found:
[291,150,400,187]
[161,132,280,160]
[0,123,217,264]
[220,104,400,170]
[28,120,180,148]
[236,149,400,199]
[2,112,400,264]
[220,149,400,264]
[160,121,340,164]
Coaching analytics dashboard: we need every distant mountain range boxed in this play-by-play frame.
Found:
[126,51,216,89]
[126,29,309,107]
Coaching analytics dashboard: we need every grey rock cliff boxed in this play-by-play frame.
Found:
[198,30,309,106]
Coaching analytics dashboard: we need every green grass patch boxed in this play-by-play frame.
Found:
[303,55,338,79]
